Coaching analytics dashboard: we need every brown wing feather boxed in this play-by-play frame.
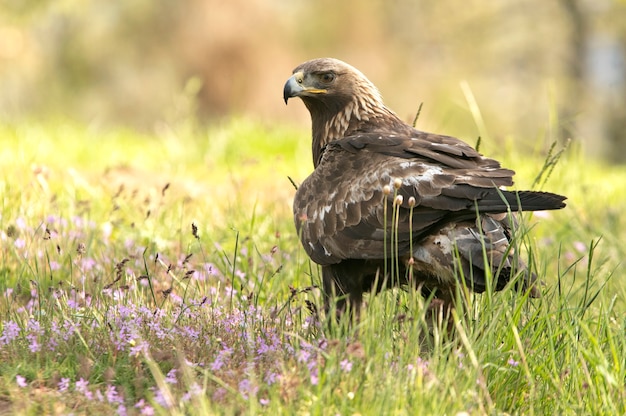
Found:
[295,134,483,263]
[294,132,565,266]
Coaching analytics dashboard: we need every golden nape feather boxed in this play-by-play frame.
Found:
[284,58,566,320]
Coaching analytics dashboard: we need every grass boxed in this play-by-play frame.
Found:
[0,117,625,415]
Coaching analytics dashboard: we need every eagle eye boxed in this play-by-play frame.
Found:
[319,72,336,84]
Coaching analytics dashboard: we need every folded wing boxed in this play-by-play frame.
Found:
[294,132,566,266]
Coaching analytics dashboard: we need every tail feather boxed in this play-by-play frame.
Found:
[477,190,566,213]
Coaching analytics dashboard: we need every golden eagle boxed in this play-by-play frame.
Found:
[283,58,566,318]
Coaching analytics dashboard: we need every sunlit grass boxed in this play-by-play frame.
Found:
[1,118,625,414]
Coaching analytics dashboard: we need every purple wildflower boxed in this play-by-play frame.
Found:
[106,385,123,404]
[310,369,319,386]
[75,377,93,400]
[170,293,183,305]
[140,406,155,416]
[58,377,70,392]
[211,346,232,371]
[15,217,26,229]
[340,359,353,373]
[182,326,199,340]
[192,270,206,282]
[146,320,167,340]
[213,387,227,401]
[507,357,520,367]
[224,286,237,298]
[573,241,587,253]
[165,369,177,384]
[151,387,171,408]
[455,350,465,369]
[182,383,203,401]
[26,319,42,353]
[264,371,279,385]
[302,315,318,330]
[95,388,105,402]
[297,349,311,364]
[238,379,258,400]
[124,238,135,250]
[81,257,97,271]
[129,340,149,357]
[16,375,27,388]
[72,216,84,228]
[407,357,430,375]
[256,338,273,355]
[62,319,78,341]
[0,320,20,345]
[205,263,220,276]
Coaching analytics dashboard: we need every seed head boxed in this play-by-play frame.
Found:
[394,195,404,206]
[393,178,403,189]
[382,185,391,196]
[408,196,416,208]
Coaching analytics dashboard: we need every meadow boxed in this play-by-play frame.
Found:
[1,118,625,415]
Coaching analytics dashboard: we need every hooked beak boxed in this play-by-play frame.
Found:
[283,73,302,104]
[283,71,327,104]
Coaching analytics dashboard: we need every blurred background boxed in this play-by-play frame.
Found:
[1,0,625,161]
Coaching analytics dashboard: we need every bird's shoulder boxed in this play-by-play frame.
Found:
[322,129,498,169]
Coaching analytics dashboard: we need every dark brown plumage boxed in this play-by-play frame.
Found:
[284,58,566,318]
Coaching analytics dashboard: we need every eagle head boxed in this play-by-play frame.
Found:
[284,58,401,165]
[283,58,382,109]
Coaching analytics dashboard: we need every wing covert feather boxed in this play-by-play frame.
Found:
[293,133,518,265]
[294,132,563,265]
